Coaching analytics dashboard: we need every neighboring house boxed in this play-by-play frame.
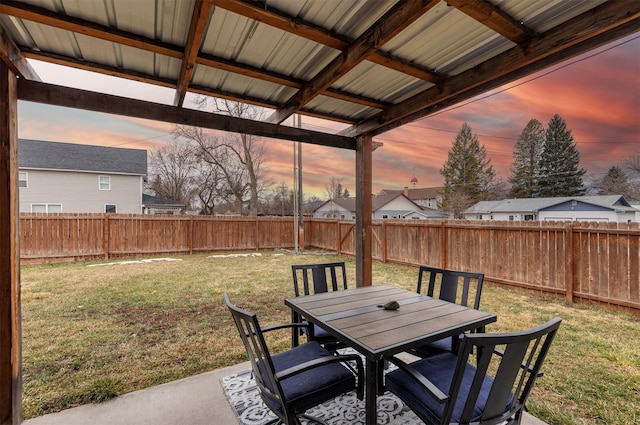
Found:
[142,193,185,215]
[463,195,638,223]
[313,193,449,220]
[379,186,444,210]
[18,139,147,214]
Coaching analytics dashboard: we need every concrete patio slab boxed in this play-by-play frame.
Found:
[23,361,548,425]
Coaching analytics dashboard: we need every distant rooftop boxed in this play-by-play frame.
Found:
[18,139,147,175]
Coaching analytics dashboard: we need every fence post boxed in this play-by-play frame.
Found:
[189,216,194,255]
[382,221,388,263]
[440,221,447,269]
[565,222,574,303]
[255,218,260,251]
[103,215,109,259]
[336,219,341,255]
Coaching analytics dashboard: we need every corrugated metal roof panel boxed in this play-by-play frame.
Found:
[381,2,514,75]
[334,61,432,104]
[204,7,340,81]
[267,0,396,39]
[305,95,379,121]
[492,0,609,33]
[191,64,297,104]
[237,24,338,80]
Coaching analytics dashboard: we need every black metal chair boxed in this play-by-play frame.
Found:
[412,266,485,357]
[385,317,562,425]
[291,262,348,349]
[224,292,363,425]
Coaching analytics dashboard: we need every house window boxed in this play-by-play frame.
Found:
[382,214,389,219]
[31,203,62,213]
[19,171,28,188]
[99,175,111,190]
[509,215,515,221]
[105,204,117,213]
[524,214,535,221]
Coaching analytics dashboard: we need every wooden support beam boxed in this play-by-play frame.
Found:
[17,79,357,150]
[0,61,21,425]
[447,0,535,44]
[266,0,439,124]
[367,51,443,84]
[174,0,213,107]
[0,23,40,81]
[210,0,350,50]
[355,134,373,287]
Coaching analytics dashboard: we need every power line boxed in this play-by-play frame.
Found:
[107,133,173,148]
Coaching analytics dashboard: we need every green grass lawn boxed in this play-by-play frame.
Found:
[21,251,640,424]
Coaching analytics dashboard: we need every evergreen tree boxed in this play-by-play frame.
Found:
[509,118,545,198]
[598,166,630,196]
[439,123,496,217]
[537,114,585,197]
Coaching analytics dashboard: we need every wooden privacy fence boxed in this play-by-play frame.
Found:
[19,213,296,263]
[305,218,640,315]
[19,214,639,314]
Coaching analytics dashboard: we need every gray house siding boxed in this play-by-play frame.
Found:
[20,170,143,213]
[18,139,147,214]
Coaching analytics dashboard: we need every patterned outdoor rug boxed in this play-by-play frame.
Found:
[220,368,423,425]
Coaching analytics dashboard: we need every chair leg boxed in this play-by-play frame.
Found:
[301,413,330,425]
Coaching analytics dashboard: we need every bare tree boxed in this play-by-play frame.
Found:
[189,97,268,216]
[147,141,198,210]
[326,177,347,199]
[627,155,640,175]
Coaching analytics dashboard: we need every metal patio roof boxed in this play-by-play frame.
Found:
[1,0,638,145]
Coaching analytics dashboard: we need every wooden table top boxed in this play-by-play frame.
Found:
[285,284,497,360]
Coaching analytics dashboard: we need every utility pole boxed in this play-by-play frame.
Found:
[292,114,304,253]
[297,115,303,251]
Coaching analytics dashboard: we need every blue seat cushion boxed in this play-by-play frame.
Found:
[385,353,512,424]
[311,324,339,344]
[263,341,356,415]
[411,337,453,357]
[301,323,340,346]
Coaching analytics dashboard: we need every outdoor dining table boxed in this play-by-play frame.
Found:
[285,284,497,425]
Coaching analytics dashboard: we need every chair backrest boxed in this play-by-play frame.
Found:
[292,262,347,297]
[417,266,484,309]
[446,317,562,425]
[223,292,289,422]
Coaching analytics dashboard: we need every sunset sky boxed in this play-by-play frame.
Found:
[17,34,640,199]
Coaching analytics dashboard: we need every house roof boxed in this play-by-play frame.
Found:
[465,195,637,214]
[317,193,423,213]
[18,139,147,175]
[142,194,185,209]
[2,1,636,145]
[380,187,443,200]
[402,208,449,219]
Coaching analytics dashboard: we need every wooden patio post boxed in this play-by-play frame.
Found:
[0,61,22,425]
[355,134,372,287]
